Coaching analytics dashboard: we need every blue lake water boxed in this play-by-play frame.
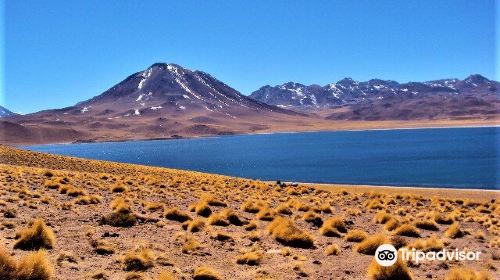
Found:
[24,127,499,189]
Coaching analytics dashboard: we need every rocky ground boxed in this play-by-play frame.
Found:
[0,146,498,279]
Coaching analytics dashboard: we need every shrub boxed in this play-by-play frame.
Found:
[16,250,54,280]
[208,209,244,226]
[102,201,137,227]
[384,218,400,231]
[367,256,412,280]
[14,219,55,250]
[356,233,387,255]
[444,223,465,239]
[0,247,17,279]
[320,217,347,237]
[414,220,439,231]
[123,248,156,271]
[374,212,392,224]
[184,219,205,232]
[256,207,275,221]
[193,266,221,280]
[444,267,492,280]
[392,224,420,237]
[181,236,202,254]
[241,200,265,213]
[324,244,340,256]
[165,208,192,223]
[434,213,454,224]
[267,217,314,248]
[194,201,212,217]
[345,229,368,242]
[407,235,444,252]
[302,211,323,227]
[236,251,263,266]
[111,184,128,193]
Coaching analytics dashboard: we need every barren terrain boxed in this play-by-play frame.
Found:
[0,146,498,279]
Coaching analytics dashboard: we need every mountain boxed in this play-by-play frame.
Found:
[4,63,312,144]
[249,75,499,120]
[0,105,17,118]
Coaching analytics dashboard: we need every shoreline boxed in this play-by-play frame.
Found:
[17,123,499,147]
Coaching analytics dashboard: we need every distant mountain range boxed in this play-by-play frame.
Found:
[0,106,16,118]
[250,75,499,120]
[1,63,498,144]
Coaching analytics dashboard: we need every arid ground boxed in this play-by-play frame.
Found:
[0,145,498,279]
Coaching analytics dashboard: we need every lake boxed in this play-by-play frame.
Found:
[24,127,499,189]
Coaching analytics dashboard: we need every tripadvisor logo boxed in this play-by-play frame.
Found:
[375,244,482,266]
[375,244,398,266]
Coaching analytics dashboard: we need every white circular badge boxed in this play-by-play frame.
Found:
[375,244,398,267]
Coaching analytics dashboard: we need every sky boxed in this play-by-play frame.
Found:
[2,0,497,113]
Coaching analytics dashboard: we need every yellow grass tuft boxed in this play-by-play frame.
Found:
[407,235,444,252]
[367,256,412,280]
[324,244,340,256]
[444,223,465,239]
[165,208,192,223]
[319,217,347,237]
[1,246,54,280]
[345,229,368,242]
[414,219,439,231]
[236,251,263,266]
[392,224,420,237]
[268,217,314,248]
[444,267,492,280]
[14,219,55,250]
[123,248,156,271]
[356,233,387,255]
[193,266,221,280]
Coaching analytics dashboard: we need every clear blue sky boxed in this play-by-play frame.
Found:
[2,0,497,113]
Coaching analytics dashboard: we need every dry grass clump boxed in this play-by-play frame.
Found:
[275,203,293,215]
[183,219,205,232]
[444,223,465,239]
[267,217,314,248]
[374,211,393,224]
[208,209,244,226]
[236,251,263,265]
[434,213,455,224]
[414,219,439,231]
[165,208,192,223]
[255,207,276,221]
[392,224,420,237]
[324,244,340,256]
[90,239,115,255]
[201,194,227,207]
[181,236,203,254]
[302,211,323,227]
[111,184,128,193]
[319,217,347,237]
[407,235,444,252]
[345,229,368,242]
[444,267,492,280]
[356,233,387,255]
[384,218,400,231]
[193,200,212,217]
[1,247,54,280]
[74,194,102,205]
[123,247,156,271]
[193,266,221,280]
[14,219,55,250]
[101,198,137,227]
[241,200,266,213]
[367,256,413,280]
